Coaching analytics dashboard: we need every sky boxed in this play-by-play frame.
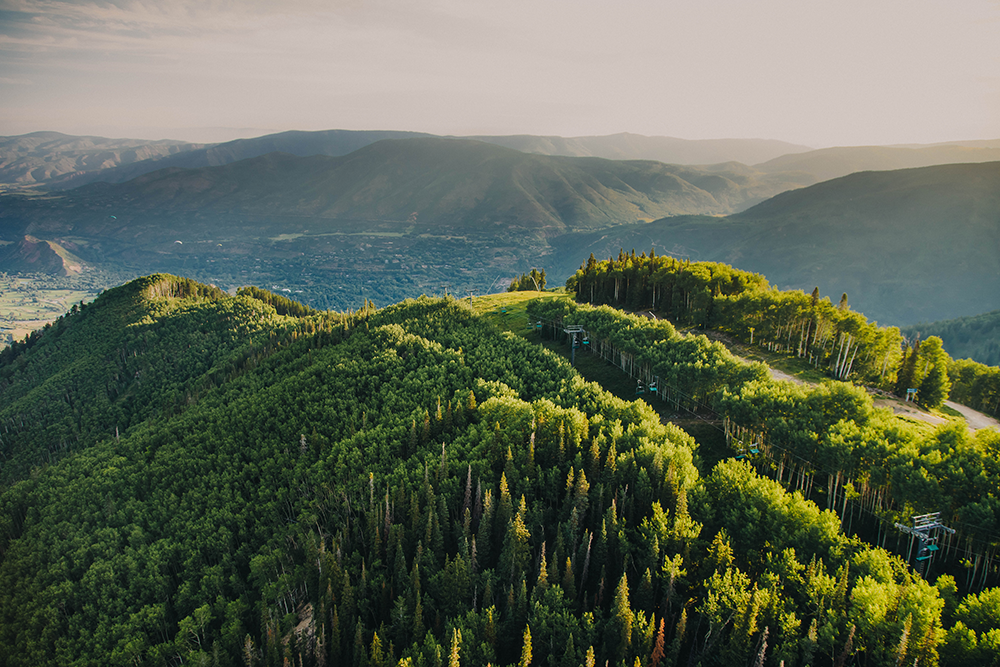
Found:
[1,0,998,147]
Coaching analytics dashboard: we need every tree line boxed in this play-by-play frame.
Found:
[566,250,999,415]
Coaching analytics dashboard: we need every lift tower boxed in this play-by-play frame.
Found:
[894,512,955,577]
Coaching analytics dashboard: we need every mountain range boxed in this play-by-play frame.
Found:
[2,129,812,189]
[6,128,999,194]
[2,138,815,234]
[757,143,1000,181]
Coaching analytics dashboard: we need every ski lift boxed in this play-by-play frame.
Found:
[635,380,646,395]
[582,334,590,346]
[535,320,543,329]
[648,376,658,392]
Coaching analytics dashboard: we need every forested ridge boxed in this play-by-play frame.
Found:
[1,275,999,666]
[566,250,1000,417]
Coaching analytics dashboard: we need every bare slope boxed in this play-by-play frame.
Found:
[0,235,85,276]
[0,131,203,186]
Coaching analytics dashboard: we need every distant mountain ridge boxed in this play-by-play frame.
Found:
[464,132,812,165]
[46,129,435,189]
[40,130,813,190]
[0,131,204,186]
[1,137,811,239]
[7,128,1000,197]
[756,144,1000,181]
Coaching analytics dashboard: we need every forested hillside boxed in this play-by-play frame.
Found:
[903,309,1000,367]
[1,276,999,666]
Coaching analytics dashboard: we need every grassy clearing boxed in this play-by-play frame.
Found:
[468,289,569,333]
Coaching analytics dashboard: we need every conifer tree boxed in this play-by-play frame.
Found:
[449,628,461,667]
[519,625,533,667]
[649,616,665,667]
[613,573,635,662]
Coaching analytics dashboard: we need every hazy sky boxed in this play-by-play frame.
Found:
[1,0,998,146]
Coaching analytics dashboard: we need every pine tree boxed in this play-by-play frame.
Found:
[896,339,920,396]
[665,609,686,667]
[519,625,533,667]
[919,361,950,409]
[649,616,665,667]
[613,573,635,661]
[449,628,461,667]
[370,630,384,667]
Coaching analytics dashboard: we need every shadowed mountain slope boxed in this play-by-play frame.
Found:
[552,161,1000,326]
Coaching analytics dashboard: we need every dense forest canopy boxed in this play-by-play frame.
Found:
[0,275,998,666]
